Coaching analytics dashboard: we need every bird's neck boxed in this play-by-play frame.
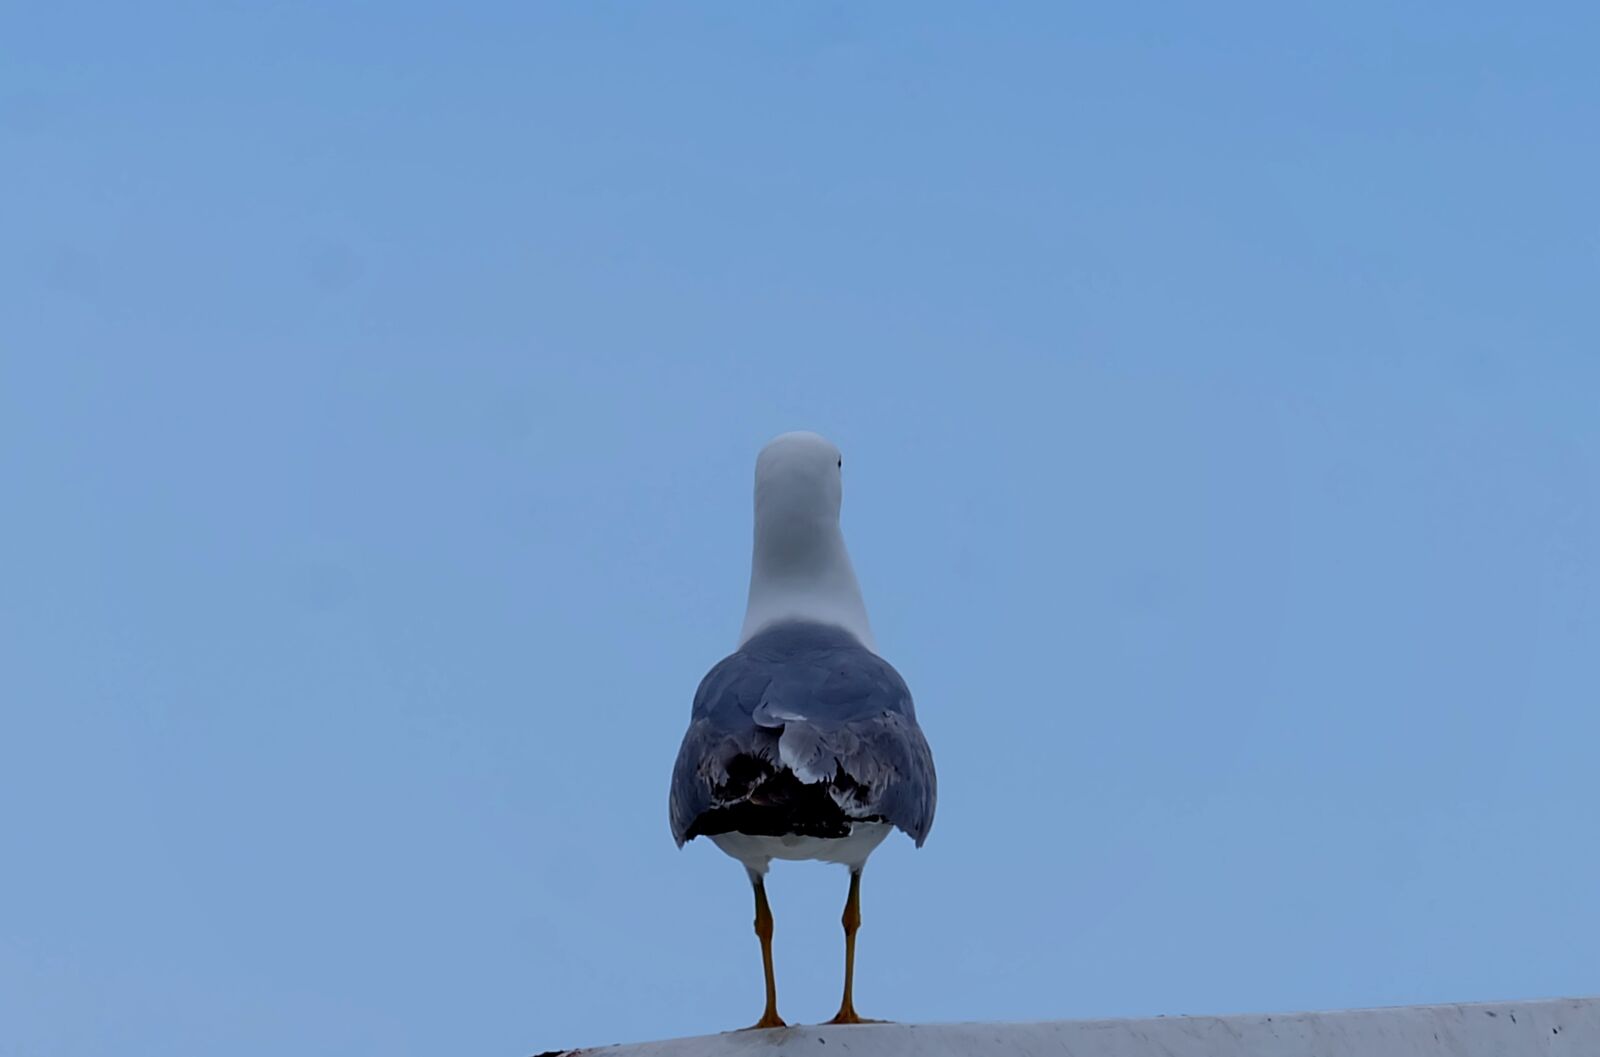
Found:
[740,516,874,649]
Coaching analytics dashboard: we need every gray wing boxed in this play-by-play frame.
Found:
[669,621,937,846]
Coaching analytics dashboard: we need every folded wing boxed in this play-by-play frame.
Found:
[669,621,937,847]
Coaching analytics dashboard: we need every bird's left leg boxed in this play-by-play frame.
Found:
[744,869,785,1029]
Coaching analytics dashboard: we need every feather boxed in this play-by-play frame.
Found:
[669,620,937,848]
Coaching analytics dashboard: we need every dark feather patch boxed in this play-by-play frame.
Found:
[683,755,886,840]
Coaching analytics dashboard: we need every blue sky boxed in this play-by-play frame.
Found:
[3,3,1597,1054]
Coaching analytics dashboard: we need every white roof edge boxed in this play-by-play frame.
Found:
[551,996,1600,1056]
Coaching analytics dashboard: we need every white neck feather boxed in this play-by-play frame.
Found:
[739,492,874,650]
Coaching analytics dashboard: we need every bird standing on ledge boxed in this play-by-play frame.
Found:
[669,431,937,1028]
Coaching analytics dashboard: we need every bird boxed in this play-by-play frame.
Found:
[669,431,936,1028]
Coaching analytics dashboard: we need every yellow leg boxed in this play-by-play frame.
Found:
[744,873,785,1030]
[826,870,883,1025]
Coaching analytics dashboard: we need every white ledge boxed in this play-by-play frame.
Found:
[551,997,1599,1056]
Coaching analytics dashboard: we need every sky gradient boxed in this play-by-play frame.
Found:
[3,4,1597,1055]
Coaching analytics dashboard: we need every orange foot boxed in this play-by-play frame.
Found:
[741,1011,787,1030]
[825,1008,887,1026]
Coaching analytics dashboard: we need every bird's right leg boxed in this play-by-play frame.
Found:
[744,869,785,1029]
[825,868,882,1025]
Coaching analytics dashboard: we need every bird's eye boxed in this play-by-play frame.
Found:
[837,458,843,468]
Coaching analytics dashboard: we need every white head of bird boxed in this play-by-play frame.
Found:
[740,431,875,651]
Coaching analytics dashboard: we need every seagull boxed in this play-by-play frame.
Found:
[669,431,937,1028]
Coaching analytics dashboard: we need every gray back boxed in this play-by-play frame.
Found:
[669,621,936,847]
